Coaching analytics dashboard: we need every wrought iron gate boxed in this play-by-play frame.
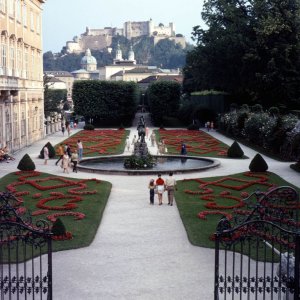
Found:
[0,192,53,299]
[214,186,300,300]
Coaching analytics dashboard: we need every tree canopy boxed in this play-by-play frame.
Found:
[184,0,300,109]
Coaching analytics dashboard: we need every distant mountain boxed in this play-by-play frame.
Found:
[43,36,193,72]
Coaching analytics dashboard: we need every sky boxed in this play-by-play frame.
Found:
[42,0,206,53]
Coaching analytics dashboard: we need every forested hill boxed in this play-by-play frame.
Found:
[44,36,193,72]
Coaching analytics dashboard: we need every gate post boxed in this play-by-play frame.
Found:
[294,233,300,300]
[214,232,220,300]
[48,237,53,300]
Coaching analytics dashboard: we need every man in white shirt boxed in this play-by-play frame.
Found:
[165,172,177,206]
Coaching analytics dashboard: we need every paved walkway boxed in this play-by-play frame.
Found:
[0,115,299,299]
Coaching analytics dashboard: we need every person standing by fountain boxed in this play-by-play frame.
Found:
[77,140,83,161]
[180,142,187,155]
[62,152,70,174]
[165,172,177,206]
[150,132,156,147]
[148,179,155,205]
[126,137,131,151]
[155,174,165,205]
[43,145,49,165]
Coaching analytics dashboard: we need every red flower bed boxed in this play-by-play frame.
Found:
[6,171,100,242]
[55,129,127,156]
[158,129,228,157]
[183,172,279,227]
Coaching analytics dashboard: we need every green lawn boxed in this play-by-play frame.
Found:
[0,171,111,254]
[175,171,300,249]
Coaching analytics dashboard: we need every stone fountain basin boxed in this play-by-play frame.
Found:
[77,155,220,175]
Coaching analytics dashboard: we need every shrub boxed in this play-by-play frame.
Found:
[39,142,56,159]
[249,153,268,172]
[17,154,36,171]
[252,104,263,113]
[187,123,199,130]
[290,161,300,173]
[269,107,279,116]
[83,123,95,130]
[244,113,269,143]
[51,218,66,236]
[227,141,244,158]
[124,154,154,169]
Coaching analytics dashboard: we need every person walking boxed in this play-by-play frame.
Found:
[62,152,70,174]
[165,172,177,206]
[66,144,72,158]
[155,174,165,205]
[148,179,155,205]
[77,140,83,161]
[67,125,71,137]
[43,145,49,165]
[126,137,131,151]
[71,150,79,173]
[55,144,64,166]
[62,125,65,135]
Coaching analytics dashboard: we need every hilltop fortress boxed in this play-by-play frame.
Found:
[66,19,186,54]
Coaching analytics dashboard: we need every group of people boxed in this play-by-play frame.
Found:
[0,145,14,163]
[205,121,214,131]
[51,139,83,173]
[148,173,177,206]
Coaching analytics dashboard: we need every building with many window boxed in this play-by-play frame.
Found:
[0,0,45,152]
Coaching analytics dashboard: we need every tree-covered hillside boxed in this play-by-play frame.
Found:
[44,36,193,72]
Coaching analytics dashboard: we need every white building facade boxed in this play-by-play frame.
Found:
[0,0,45,152]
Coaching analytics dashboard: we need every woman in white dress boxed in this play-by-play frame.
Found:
[62,152,70,173]
[43,146,49,165]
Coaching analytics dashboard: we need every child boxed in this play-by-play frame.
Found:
[148,179,155,205]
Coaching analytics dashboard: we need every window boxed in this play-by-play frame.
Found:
[16,0,21,21]
[31,49,34,79]
[1,41,7,72]
[0,0,6,13]
[17,46,22,70]
[36,13,40,34]
[8,0,14,17]
[30,10,34,31]
[10,43,15,71]
[24,47,28,78]
[23,3,27,27]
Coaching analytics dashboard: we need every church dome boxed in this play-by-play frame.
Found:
[81,49,97,71]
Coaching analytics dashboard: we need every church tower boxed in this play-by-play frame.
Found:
[128,45,136,64]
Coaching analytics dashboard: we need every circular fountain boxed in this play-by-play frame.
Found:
[78,155,219,175]
[77,116,220,175]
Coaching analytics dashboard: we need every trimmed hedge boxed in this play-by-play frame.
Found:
[51,218,66,236]
[17,154,36,171]
[249,153,268,172]
[73,80,138,126]
[227,141,244,158]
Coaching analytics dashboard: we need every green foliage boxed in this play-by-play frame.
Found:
[187,123,199,130]
[244,113,269,143]
[249,154,268,172]
[73,80,138,126]
[51,218,66,236]
[83,124,95,130]
[191,90,227,96]
[148,81,181,125]
[39,142,56,159]
[227,141,244,158]
[124,154,155,169]
[269,107,280,116]
[17,154,36,171]
[252,104,263,113]
[44,81,67,117]
[184,0,300,109]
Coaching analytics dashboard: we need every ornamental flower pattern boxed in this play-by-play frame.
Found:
[6,171,101,241]
[183,172,277,224]
[158,129,228,157]
[55,129,128,156]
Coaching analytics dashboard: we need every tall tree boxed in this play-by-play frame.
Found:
[184,0,300,108]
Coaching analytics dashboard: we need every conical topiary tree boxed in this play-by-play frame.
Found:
[39,142,56,159]
[17,154,36,171]
[249,153,268,172]
[227,141,244,158]
[51,218,66,236]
